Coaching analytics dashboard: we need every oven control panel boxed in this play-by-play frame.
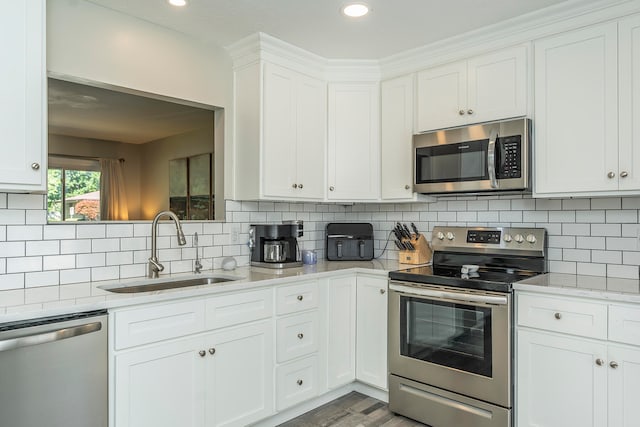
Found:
[431,226,546,255]
[466,230,501,244]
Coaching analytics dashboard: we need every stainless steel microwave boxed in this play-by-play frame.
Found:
[413,117,531,194]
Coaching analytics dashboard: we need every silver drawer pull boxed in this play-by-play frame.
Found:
[610,361,618,369]
[297,379,303,386]
[297,295,303,301]
[297,333,304,339]
[554,312,562,320]
[596,358,604,366]
[199,350,206,357]
[209,348,215,355]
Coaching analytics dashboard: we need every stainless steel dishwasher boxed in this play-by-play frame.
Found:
[0,310,108,427]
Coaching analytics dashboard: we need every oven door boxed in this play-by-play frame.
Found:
[388,281,512,407]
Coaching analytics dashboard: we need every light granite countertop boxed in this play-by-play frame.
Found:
[0,260,398,323]
[514,273,640,304]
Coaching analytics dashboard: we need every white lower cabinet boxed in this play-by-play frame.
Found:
[325,275,357,389]
[275,355,319,411]
[516,291,640,427]
[114,321,273,427]
[356,275,388,390]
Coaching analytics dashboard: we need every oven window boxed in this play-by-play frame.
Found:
[416,139,488,184]
[400,296,492,377]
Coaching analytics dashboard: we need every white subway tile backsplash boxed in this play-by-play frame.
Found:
[26,210,47,224]
[25,286,59,304]
[26,240,59,256]
[563,249,591,262]
[577,262,606,276]
[576,236,606,250]
[7,225,42,241]
[7,257,42,273]
[606,237,638,251]
[43,255,75,271]
[562,199,590,210]
[591,224,622,237]
[0,194,6,209]
[91,266,119,282]
[77,253,106,268]
[536,199,562,210]
[499,211,523,223]
[0,210,26,225]
[106,251,133,266]
[607,264,638,279]
[549,260,577,274]
[523,211,548,222]
[7,194,45,209]
[592,250,622,264]
[438,212,457,222]
[60,239,92,254]
[43,225,76,240]
[606,210,638,223]
[0,273,24,291]
[60,268,91,285]
[562,224,590,236]
[467,200,488,211]
[477,211,499,222]
[623,252,640,265]
[622,198,640,209]
[92,238,120,253]
[488,200,511,211]
[549,211,576,223]
[77,225,106,239]
[548,236,576,249]
[106,224,134,238]
[25,271,59,288]
[0,242,25,258]
[120,264,145,279]
[591,198,621,210]
[576,210,605,223]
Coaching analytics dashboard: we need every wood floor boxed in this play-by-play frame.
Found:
[277,392,427,427]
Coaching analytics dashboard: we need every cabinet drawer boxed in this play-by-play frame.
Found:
[205,288,273,330]
[276,355,319,411]
[276,311,319,362]
[114,299,205,350]
[609,304,640,345]
[517,293,607,339]
[275,280,319,315]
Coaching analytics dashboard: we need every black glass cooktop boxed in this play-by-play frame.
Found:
[389,252,546,293]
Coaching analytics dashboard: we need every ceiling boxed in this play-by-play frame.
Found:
[87,0,598,59]
[48,78,214,144]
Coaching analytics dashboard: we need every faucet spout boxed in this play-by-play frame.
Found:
[148,210,187,278]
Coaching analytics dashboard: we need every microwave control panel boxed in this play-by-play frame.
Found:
[496,136,522,179]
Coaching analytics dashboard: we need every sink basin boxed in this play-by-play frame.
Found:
[101,276,240,293]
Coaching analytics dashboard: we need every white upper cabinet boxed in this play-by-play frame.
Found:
[534,19,637,197]
[234,61,326,201]
[0,0,46,192]
[618,14,640,192]
[416,45,527,132]
[380,75,417,200]
[327,82,380,201]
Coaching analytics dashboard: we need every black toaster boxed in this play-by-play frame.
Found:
[326,223,374,261]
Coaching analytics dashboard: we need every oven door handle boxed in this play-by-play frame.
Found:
[389,284,508,306]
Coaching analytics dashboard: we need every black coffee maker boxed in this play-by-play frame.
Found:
[248,221,303,268]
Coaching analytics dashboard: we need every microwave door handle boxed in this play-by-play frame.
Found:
[488,129,499,189]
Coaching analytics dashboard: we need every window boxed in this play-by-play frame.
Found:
[47,156,101,222]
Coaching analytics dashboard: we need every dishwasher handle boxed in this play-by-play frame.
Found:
[0,321,103,352]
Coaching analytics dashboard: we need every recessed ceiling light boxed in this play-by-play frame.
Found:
[342,3,369,18]
[168,0,187,6]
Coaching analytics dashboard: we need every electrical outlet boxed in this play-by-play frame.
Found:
[230,225,240,243]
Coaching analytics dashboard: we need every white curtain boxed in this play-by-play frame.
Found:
[100,159,129,220]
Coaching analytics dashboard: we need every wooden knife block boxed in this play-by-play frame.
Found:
[399,234,432,265]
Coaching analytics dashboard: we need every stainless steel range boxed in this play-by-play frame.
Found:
[388,226,547,427]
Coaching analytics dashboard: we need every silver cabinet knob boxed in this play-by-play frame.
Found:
[297,379,303,386]
[467,109,474,115]
[208,348,215,355]
[620,171,629,178]
[405,185,410,190]
[292,183,298,189]
[380,289,386,294]
[608,171,616,179]
[329,186,335,191]
[610,361,619,369]
[297,295,303,301]
[31,162,40,170]
[299,184,303,189]
[297,333,304,339]
[596,358,604,366]
[199,350,206,357]
[458,109,466,115]
[554,312,562,320]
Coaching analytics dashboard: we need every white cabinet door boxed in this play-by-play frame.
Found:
[326,275,357,388]
[534,22,618,195]
[516,329,607,427]
[618,14,640,191]
[263,62,298,198]
[206,321,274,427]
[327,83,380,201]
[296,74,326,199]
[467,46,527,125]
[608,344,640,427]
[0,0,46,191]
[380,75,415,200]
[356,276,388,390]
[416,61,467,131]
[114,336,206,427]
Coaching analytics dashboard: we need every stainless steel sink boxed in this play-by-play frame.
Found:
[101,276,239,293]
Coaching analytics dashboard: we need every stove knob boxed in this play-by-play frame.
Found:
[436,231,445,240]
[514,234,524,243]
[526,234,537,244]
[503,234,513,243]
[446,232,455,241]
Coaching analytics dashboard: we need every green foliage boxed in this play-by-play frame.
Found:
[47,168,101,221]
